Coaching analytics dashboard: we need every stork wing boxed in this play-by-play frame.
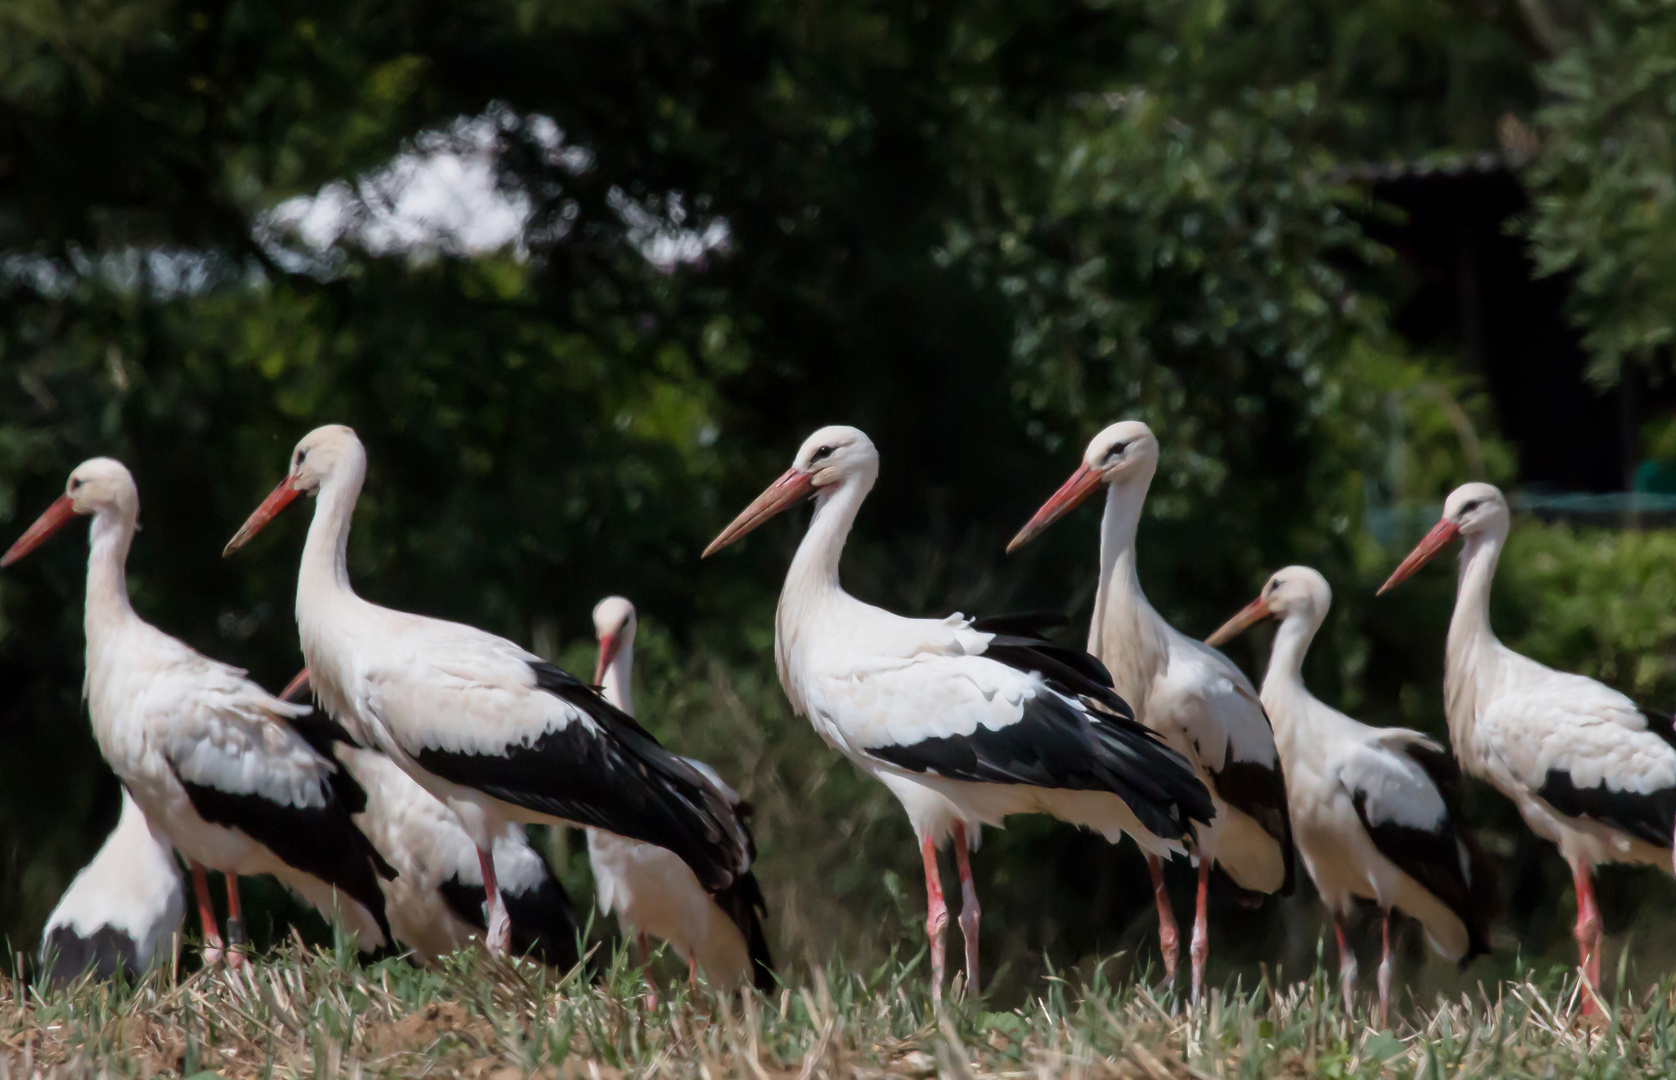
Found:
[364,640,747,893]
[1479,662,1676,849]
[1152,635,1295,890]
[144,654,394,940]
[1340,733,1491,961]
[811,652,1212,842]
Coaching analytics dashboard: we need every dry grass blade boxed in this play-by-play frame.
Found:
[7,947,1676,1079]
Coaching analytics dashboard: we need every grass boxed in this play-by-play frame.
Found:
[5,937,1676,1079]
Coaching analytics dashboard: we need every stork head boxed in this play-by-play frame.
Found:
[1378,482,1507,595]
[224,425,365,555]
[592,595,638,686]
[1205,565,1331,647]
[1007,420,1158,553]
[2,458,139,566]
[703,425,877,556]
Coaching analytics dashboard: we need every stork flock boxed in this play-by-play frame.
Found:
[13,420,1675,1024]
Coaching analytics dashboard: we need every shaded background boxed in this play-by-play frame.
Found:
[6,0,1676,1005]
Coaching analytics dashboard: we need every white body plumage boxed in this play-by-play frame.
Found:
[40,789,185,982]
[585,597,759,988]
[6,459,389,949]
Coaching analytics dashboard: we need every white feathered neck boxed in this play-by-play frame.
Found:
[1443,519,1508,758]
[1088,470,1171,715]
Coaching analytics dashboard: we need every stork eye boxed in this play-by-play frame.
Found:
[1268,579,1282,593]
[294,449,307,469]
[1461,499,1481,514]
[68,478,83,492]
[1104,441,1129,461]
[810,445,835,463]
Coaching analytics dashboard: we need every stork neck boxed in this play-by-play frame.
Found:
[1265,608,1321,689]
[299,470,363,607]
[784,470,872,602]
[1258,610,1333,766]
[1447,528,1504,664]
[1089,477,1167,707]
[600,640,635,716]
[84,508,138,634]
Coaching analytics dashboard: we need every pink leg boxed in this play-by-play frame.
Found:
[1146,855,1180,985]
[1190,855,1210,1005]
[1376,911,1393,1027]
[224,873,246,969]
[478,847,511,954]
[920,835,948,1008]
[636,934,659,1009]
[189,863,226,965]
[951,822,981,995]
[1571,863,1602,1015]
[1333,913,1357,1015]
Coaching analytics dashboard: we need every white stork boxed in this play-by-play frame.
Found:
[3,459,395,965]
[1205,566,1491,1023]
[223,424,749,955]
[40,788,184,986]
[586,596,775,991]
[280,673,582,967]
[702,425,1213,1005]
[1380,482,1676,1013]
[1007,421,1293,1001]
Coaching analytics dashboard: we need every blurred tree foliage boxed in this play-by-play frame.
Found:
[6,0,1675,996]
[1524,0,1676,381]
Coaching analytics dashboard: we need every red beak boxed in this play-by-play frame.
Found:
[1204,596,1273,649]
[225,475,302,556]
[1378,518,1461,596]
[594,633,620,687]
[702,467,817,557]
[1007,463,1105,554]
[1,495,80,568]
[279,668,312,704]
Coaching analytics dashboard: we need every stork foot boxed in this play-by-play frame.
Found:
[485,905,512,955]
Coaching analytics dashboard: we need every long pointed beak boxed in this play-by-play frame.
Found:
[1007,463,1105,554]
[1204,596,1272,648]
[1377,518,1461,596]
[280,668,311,704]
[1,495,80,568]
[703,468,817,557]
[225,476,302,556]
[594,633,620,687]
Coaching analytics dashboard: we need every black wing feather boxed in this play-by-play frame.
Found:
[971,612,1133,718]
[1535,768,1676,849]
[1528,702,1676,850]
[41,926,141,986]
[502,873,584,971]
[437,872,585,971]
[413,661,747,894]
[868,691,1213,842]
[969,612,1072,638]
[711,868,776,992]
[1350,742,1493,964]
[1208,753,1297,895]
[173,770,394,943]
